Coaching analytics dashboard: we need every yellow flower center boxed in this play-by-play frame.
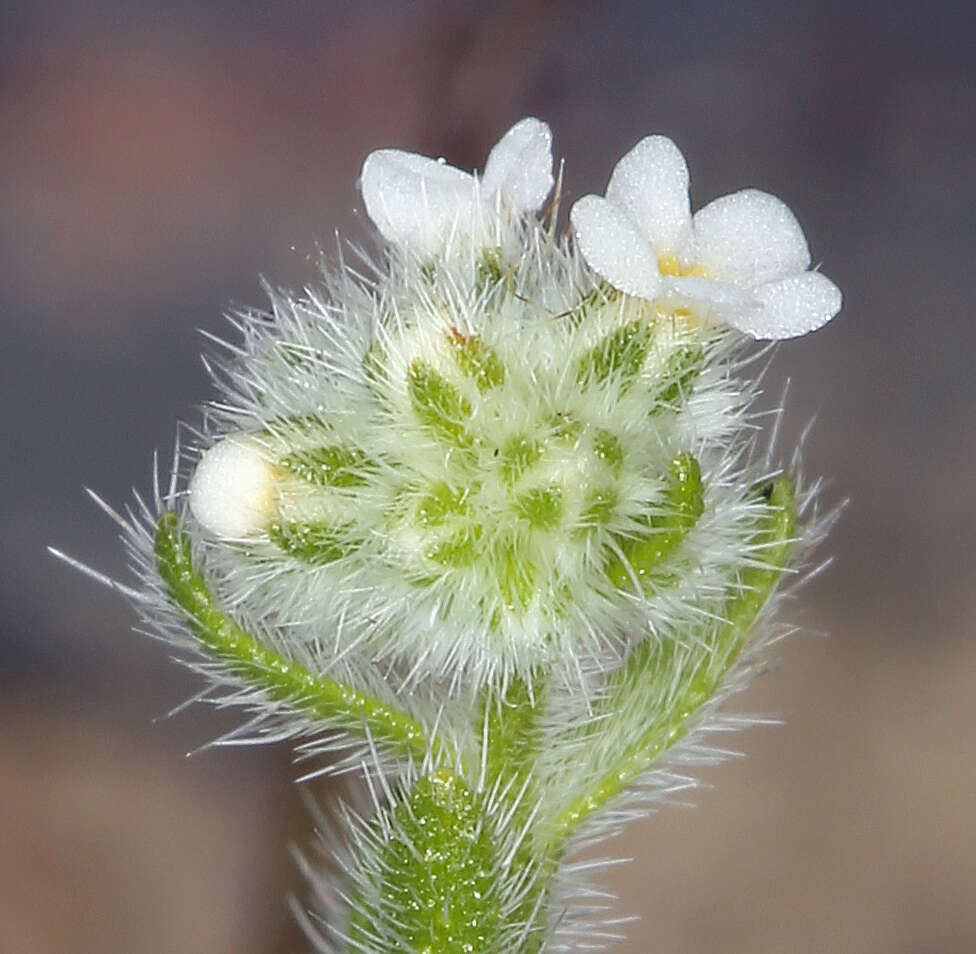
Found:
[657,253,706,278]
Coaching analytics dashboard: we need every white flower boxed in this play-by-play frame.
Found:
[360,117,554,258]
[570,135,842,339]
[189,438,278,538]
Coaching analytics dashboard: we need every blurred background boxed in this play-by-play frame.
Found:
[2,0,974,951]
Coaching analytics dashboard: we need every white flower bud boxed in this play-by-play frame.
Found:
[188,438,277,538]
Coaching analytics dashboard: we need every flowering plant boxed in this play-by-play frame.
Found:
[66,118,839,953]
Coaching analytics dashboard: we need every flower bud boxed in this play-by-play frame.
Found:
[188,438,277,538]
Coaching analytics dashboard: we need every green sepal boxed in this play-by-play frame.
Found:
[416,482,468,527]
[475,247,506,295]
[562,283,620,327]
[580,486,618,528]
[408,360,473,447]
[605,453,705,591]
[577,318,651,391]
[279,445,374,488]
[268,520,352,565]
[548,412,584,447]
[653,343,705,411]
[498,540,536,612]
[362,341,388,388]
[428,525,483,568]
[448,328,506,391]
[154,512,429,762]
[517,486,563,530]
[592,428,624,475]
[276,341,327,370]
[500,434,542,483]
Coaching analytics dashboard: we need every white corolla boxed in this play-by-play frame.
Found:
[360,118,554,259]
[570,135,841,339]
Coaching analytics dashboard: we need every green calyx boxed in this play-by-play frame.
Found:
[577,318,652,392]
[655,343,704,411]
[409,360,474,448]
[475,247,506,294]
[268,520,351,565]
[605,453,705,591]
[517,486,563,530]
[279,445,374,488]
[448,328,506,391]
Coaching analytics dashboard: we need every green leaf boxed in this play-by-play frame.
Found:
[349,773,503,954]
[349,769,551,954]
[154,512,430,762]
[480,675,546,792]
[552,476,797,842]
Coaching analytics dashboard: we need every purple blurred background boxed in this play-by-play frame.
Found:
[2,1,974,951]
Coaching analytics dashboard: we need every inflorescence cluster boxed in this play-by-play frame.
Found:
[83,119,840,954]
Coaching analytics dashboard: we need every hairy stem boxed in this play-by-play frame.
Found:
[480,673,546,793]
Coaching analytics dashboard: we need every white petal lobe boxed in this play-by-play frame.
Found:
[605,135,692,255]
[735,271,843,339]
[692,189,811,287]
[361,149,475,257]
[189,439,277,538]
[481,117,554,213]
[571,195,662,301]
[666,275,758,314]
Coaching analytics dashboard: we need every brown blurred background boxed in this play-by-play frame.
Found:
[2,1,974,951]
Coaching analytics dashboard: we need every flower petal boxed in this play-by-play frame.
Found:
[360,149,475,256]
[666,275,758,312]
[692,188,811,287]
[731,271,842,339]
[605,135,692,255]
[481,117,554,214]
[571,194,662,301]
